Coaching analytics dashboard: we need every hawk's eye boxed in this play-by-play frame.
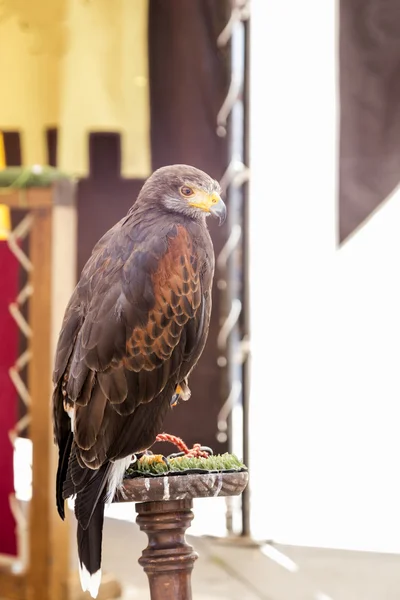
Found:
[180,186,195,198]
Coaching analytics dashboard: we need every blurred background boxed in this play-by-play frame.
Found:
[2,0,400,598]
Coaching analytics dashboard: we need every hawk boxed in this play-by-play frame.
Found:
[52,164,226,597]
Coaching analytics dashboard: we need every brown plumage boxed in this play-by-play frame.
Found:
[52,164,226,597]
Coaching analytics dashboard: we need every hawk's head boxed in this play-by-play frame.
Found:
[137,164,227,225]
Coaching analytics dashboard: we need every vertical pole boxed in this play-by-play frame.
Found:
[241,16,251,539]
[51,181,78,596]
[136,500,198,600]
[216,3,249,535]
[28,202,69,600]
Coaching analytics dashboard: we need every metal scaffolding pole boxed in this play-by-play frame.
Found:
[215,0,251,537]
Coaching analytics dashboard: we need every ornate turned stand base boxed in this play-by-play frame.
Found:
[136,499,197,600]
[116,471,248,600]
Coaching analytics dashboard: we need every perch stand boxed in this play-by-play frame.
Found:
[115,471,248,600]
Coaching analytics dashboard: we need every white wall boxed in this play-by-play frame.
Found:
[249,0,400,552]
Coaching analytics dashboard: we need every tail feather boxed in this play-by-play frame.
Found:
[63,444,111,529]
[77,497,105,599]
[56,430,73,519]
[68,451,111,598]
[61,445,133,598]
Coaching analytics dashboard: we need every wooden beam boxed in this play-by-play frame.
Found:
[51,188,79,598]
[0,569,26,599]
[27,204,69,600]
[0,188,53,210]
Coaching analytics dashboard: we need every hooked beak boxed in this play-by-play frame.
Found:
[209,194,227,226]
[188,192,227,226]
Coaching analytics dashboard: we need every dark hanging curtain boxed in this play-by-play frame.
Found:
[148,0,230,179]
[148,0,231,453]
[339,0,400,242]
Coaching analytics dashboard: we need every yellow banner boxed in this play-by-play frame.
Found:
[0,0,150,178]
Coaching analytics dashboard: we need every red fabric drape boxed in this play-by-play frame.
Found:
[0,242,19,557]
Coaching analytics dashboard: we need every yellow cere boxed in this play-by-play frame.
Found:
[188,190,222,212]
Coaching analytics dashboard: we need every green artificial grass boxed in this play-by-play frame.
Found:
[125,452,247,477]
[0,166,71,189]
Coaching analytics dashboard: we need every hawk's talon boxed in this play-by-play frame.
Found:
[161,456,171,468]
[135,450,153,461]
[167,451,185,459]
[170,393,179,407]
[171,380,191,407]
